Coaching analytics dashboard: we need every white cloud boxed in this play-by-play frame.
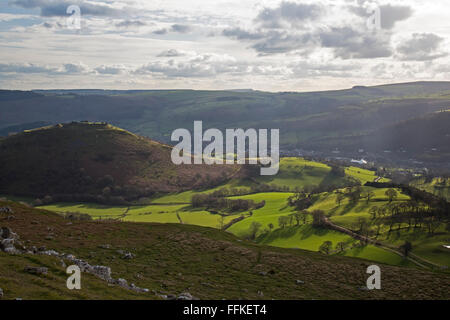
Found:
[0,0,449,91]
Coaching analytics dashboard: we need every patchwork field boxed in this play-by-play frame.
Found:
[410,177,450,201]
[28,158,449,269]
[2,200,449,300]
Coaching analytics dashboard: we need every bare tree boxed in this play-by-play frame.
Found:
[336,242,347,253]
[399,241,413,257]
[312,210,326,227]
[278,216,289,229]
[336,193,345,207]
[249,222,262,240]
[319,241,333,255]
[369,206,378,220]
[385,188,398,203]
[363,190,375,204]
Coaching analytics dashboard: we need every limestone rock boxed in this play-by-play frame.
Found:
[0,207,13,214]
[24,266,48,275]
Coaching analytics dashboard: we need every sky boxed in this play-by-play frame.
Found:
[0,0,449,92]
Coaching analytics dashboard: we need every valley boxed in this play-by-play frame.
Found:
[16,157,447,270]
[0,83,449,301]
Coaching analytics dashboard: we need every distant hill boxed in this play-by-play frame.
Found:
[1,81,450,167]
[311,111,450,164]
[0,122,240,202]
[0,121,52,136]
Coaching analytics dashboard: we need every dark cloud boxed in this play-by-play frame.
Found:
[256,1,323,28]
[10,0,122,17]
[397,33,447,61]
[62,63,88,74]
[153,28,168,35]
[223,1,395,58]
[0,62,58,74]
[348,4,413,30]
[116,20,146,28]
[251,32,315,55]
[224,25,392,58]
[95,65,125,75]
[380,5,413,29]
[0,62,89,74]
[152,24,191,35]
[223,28,315,55]
[319,27,392,59]
[222,27,265,40]
[157,49,186,57]
[170,24,191,33]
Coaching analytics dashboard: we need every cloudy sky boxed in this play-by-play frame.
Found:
[0,0,449,91]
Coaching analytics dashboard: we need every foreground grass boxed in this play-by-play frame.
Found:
[31,160,447,269]
[37,186,449,268]
[1,200,449,300]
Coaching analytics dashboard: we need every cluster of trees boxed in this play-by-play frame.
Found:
[319,239,413,257]
[245,209,324,240]
[329,165,345,177]
[334,187,398,207]
[30,171,159,205]
[367,200,448,235]
[191,172,232,190]
[319,240,351,255]
[318,239,390,256]
[278,210,310,228]
[364,182,449,234]
[287,192,314,210]
[256,209,326,233]
[191,193,264,212]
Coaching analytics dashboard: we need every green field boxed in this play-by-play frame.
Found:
[410,177,450,201]
[39,202,242,229]
[148,157,381,204]
[3,199,449,300]
[256,158,336,189]
[39,202,128,219]
[35,159,449,269]
[345,167,389,184]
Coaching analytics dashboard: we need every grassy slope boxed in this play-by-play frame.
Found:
[141,157,366,204]
[308,188,450,267]
[1,200,449,300]
[38,202,239,229]
[35,159,448,268]
[345,167,390,184]
[225,190,417,267]
[0,122,238,197]
[410,177,450,201]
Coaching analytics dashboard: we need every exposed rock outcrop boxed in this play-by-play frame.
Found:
[0,207,13,214]
[24,266,48,275]
[0,226,149,294]
[0,227,21,254]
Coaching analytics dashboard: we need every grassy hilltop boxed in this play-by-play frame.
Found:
[0,122,240,200]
